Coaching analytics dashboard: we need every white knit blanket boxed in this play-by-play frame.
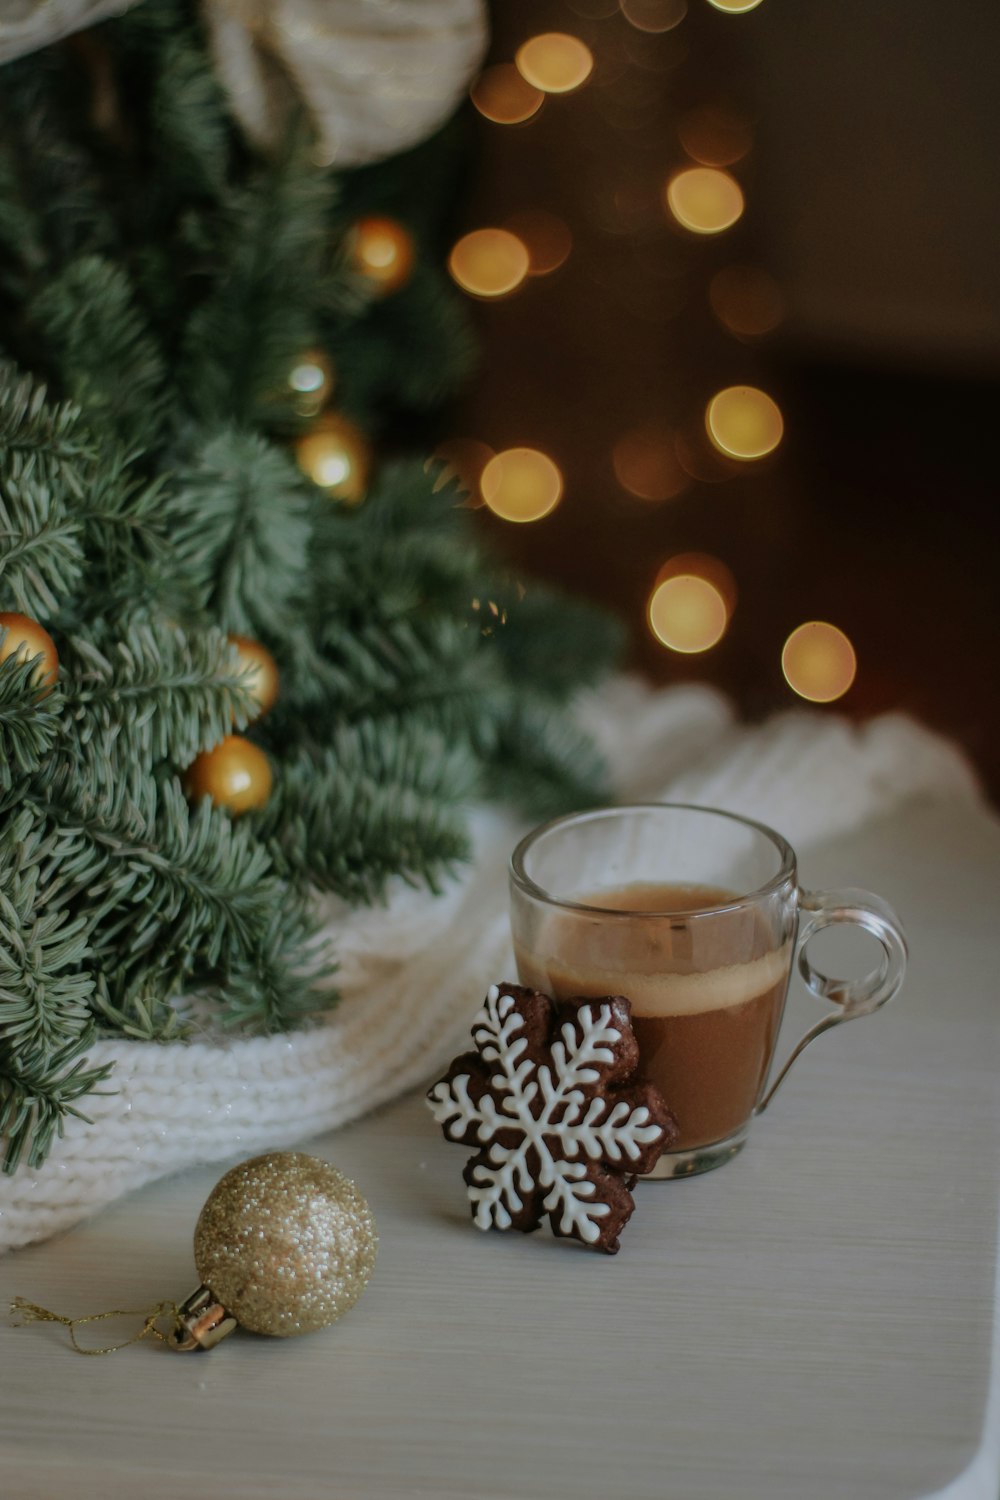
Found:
[0,679,979,1253]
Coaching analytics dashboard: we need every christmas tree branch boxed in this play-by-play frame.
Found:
[61,621,256,768]
[0,655,62,787]
[0,1032,112,1173]
[29,255,171,450]
[179,125,336,426]
[257,720,475,902]
[167,428,313,637]
[0,464,84,617]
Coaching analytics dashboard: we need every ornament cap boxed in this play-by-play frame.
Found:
[169,1285,238,1353]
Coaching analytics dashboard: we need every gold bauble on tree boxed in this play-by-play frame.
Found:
[347,215,415,297]
[179,1152,378,1344]
[0,610,59,687]
[286,347,335,419]
[185,734,272,814]
[228,635,279,720]
[294,412,371,504]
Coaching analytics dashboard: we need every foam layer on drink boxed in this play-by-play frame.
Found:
[524,945,792,1018]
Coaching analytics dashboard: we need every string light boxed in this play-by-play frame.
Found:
[515,34,594,95]
[706,0,765,11]
[781,622,857,702]
[648,573,728,653]
[503,211,573,275]
[612,425,688,501]
[709,265,785,337]
[471,64,544,124]
[678,105,752,167]
[705,386,783,459]
[481,448,563,523]
[620,0,688,31]
[448,229,530,298]
[666,167,744,234]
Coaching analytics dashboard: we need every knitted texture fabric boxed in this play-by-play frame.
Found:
[0,679,979,1252]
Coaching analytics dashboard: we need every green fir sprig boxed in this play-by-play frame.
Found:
[0,2,623,1172]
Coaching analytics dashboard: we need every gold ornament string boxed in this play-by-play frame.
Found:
[10,1296,179,1355]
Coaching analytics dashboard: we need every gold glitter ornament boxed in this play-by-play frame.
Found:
[183,1153,378,1343]
[12,1152,377,1354]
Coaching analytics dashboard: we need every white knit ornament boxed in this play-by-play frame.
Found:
[0,0,489,167]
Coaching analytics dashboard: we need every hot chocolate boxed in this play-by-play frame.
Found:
[514,881,792,1151]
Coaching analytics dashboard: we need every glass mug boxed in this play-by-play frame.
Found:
[509,803,907,1177]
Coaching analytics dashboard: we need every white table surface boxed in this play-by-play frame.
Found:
[0,797,997,1500]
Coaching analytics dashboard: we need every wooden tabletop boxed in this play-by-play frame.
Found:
[1,797,997,1500]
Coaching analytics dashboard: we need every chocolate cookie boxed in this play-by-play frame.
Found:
[427,982,678,1254]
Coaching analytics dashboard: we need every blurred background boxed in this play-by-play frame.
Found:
[435,0,1000,800]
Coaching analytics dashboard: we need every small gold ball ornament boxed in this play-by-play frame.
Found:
[347,215,415,297]
[293,412,371,504]
[191,1152,378,1339]
[286,347,336,419]
[185,734,272,814]
[0,610,59,687]
[228,634,279,720]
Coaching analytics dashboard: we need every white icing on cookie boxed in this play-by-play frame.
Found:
[427,985,665,1243]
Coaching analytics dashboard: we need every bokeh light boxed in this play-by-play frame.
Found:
[504,210,573,275]
[706,0,765,11]
[666,167,744,234]
[448,229,530,298]
[612,425,689,501]
[286,348,334,417]
[620,0,688,32]
[678,105,752,166]
[470,64,544,124]
[348,217,414,294]
[516,34,594,94]
[288,351,331,398]
[709,265,785,337]
[782,622,857,702]
[706,386,784,459]
[481,448,563,523]
[654,552,737,617]
[428,438,495,505]
[294,414,369,503]
[648,573,728,653]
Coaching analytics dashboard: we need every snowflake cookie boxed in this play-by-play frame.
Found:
[427,983,677,1254]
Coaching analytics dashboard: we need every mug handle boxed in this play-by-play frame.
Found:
[757,887,908,1113]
